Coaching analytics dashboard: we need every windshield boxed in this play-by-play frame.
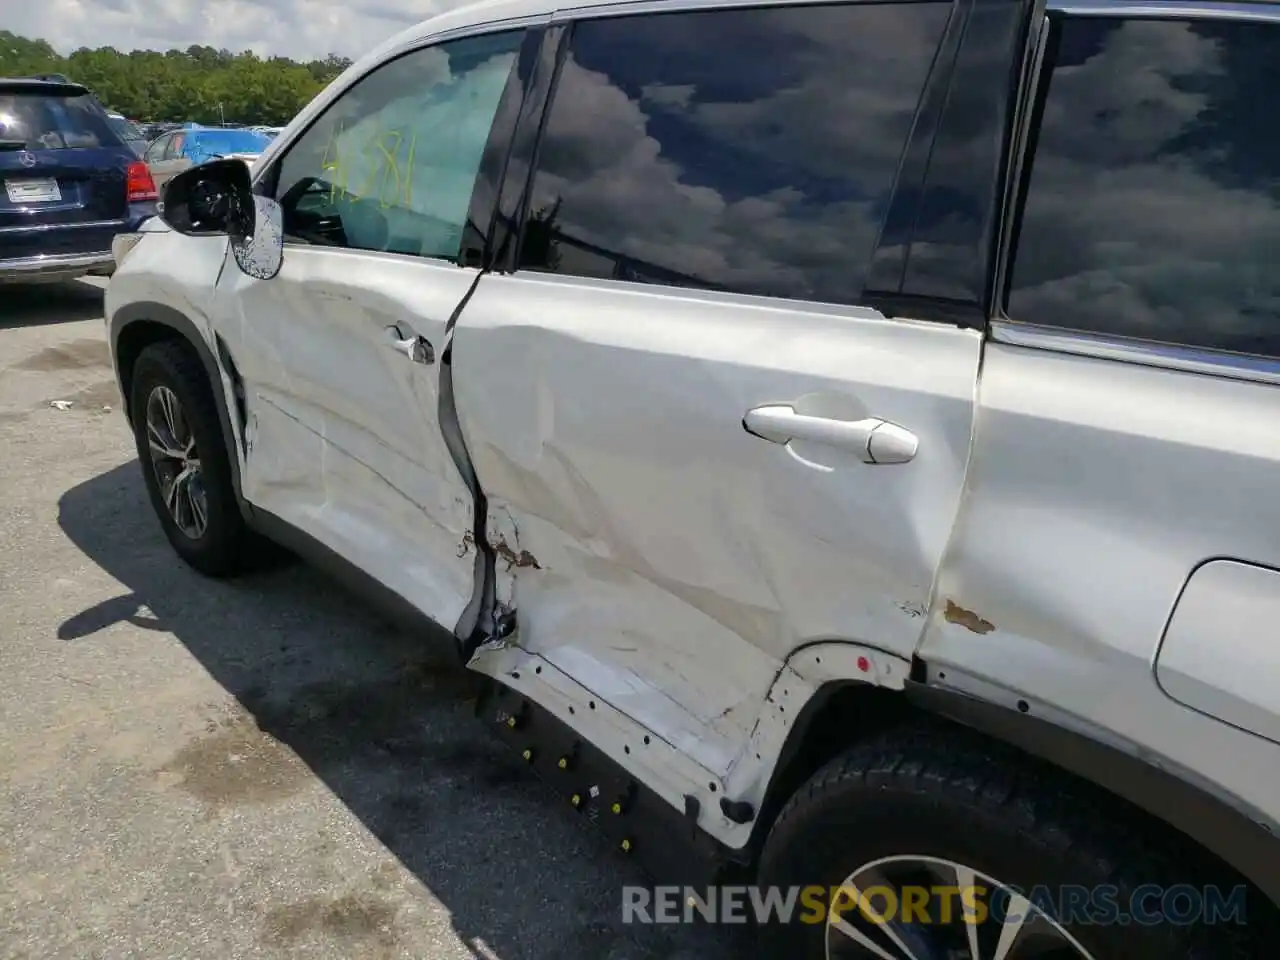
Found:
[195,129,269,155]
[0,90,123,150]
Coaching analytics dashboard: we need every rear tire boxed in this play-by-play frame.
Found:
[129,339,250,577]
[756,726,1261,959]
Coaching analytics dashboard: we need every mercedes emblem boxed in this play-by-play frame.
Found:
[18,151,36,168]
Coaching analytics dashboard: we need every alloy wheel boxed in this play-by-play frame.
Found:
[144,384,209,539]
[826,855,1097,960]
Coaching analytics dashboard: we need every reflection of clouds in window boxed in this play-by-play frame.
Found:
[524,3,950,305]
[1008,18,1280,356]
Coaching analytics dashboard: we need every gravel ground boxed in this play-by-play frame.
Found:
[0,279,746,960]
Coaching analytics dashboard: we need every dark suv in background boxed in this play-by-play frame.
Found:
[0,76,158,282]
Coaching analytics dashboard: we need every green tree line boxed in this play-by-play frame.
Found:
[1,31,352,125]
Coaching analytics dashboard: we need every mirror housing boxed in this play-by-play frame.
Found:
[160,158,248,236]
[160,159,284,281]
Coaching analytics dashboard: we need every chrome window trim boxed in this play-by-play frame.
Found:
[990,321,1280,387]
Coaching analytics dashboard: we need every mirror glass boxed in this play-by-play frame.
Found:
[230,195,284,280]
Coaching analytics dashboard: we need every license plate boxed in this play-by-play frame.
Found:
[5,178,61,203]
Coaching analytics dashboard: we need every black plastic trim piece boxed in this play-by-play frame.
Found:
[864,0,971,299]
[436,272,494,654]
[861,291,987,329]
[462,26,546,270]
[492,23,570,274]
[905,680,1280,907]
[999,10,1060,311]
[898,0,1031,313]
[719,797,756,825]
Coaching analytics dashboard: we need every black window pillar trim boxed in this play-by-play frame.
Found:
[463,24,548,270]
[863,0,1037,330]
[492,22,571,275]
[863,0,972,305]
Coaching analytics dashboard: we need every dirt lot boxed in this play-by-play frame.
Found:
[0,280,744,960]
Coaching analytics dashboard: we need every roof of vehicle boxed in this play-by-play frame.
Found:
[388,0,560,44]
[187,126,265,136]
[375,0,1280,47]
[182,128,270,152]
[0,77,90,96]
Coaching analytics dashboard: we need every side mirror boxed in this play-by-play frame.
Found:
[160,158,284,281]
[228,194,284,281]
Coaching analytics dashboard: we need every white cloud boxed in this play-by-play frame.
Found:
[6,0,473,60]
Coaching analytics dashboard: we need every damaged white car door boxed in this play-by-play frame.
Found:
[450,2,982,777]
[208,28,528,638]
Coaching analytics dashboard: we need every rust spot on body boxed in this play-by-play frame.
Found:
[492,537,541,570]
[456,529,475,558]
[943,599,995,635]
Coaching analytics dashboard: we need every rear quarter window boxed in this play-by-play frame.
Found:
[1007,15,1280,358]
[0,90,123,150]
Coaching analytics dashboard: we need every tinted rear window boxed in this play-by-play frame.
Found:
[516,1,951,305]
[0,91,123,150]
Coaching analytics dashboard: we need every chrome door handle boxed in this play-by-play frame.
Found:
[385,324,434,365]
[743,404,918,464]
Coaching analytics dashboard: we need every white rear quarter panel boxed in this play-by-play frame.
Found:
[921,340,1280,828]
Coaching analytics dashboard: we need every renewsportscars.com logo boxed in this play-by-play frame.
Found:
[621,884,1249,927]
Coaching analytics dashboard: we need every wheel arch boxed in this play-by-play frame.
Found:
[903,677,1280,909]
[110,301,249,516]
[749,662,1280,910]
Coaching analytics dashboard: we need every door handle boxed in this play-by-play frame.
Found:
[385,324,434,365]
[743,404,918,464]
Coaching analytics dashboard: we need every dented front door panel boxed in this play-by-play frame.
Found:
[210,248,482,636]
[451,274,981,775]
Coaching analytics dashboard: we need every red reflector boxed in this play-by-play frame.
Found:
[126,161,158,202]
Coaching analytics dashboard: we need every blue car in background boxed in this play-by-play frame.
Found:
[143,126,271,192]
[0,76,158,282]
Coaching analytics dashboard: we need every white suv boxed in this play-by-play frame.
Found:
[106,0,1280,955]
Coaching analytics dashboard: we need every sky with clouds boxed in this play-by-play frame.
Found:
[7,0,469,60]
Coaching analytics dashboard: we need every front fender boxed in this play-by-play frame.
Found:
[109,299,248,518]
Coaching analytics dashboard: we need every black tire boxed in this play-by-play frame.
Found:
[130,339,250,577]
[757,725,1262,960]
